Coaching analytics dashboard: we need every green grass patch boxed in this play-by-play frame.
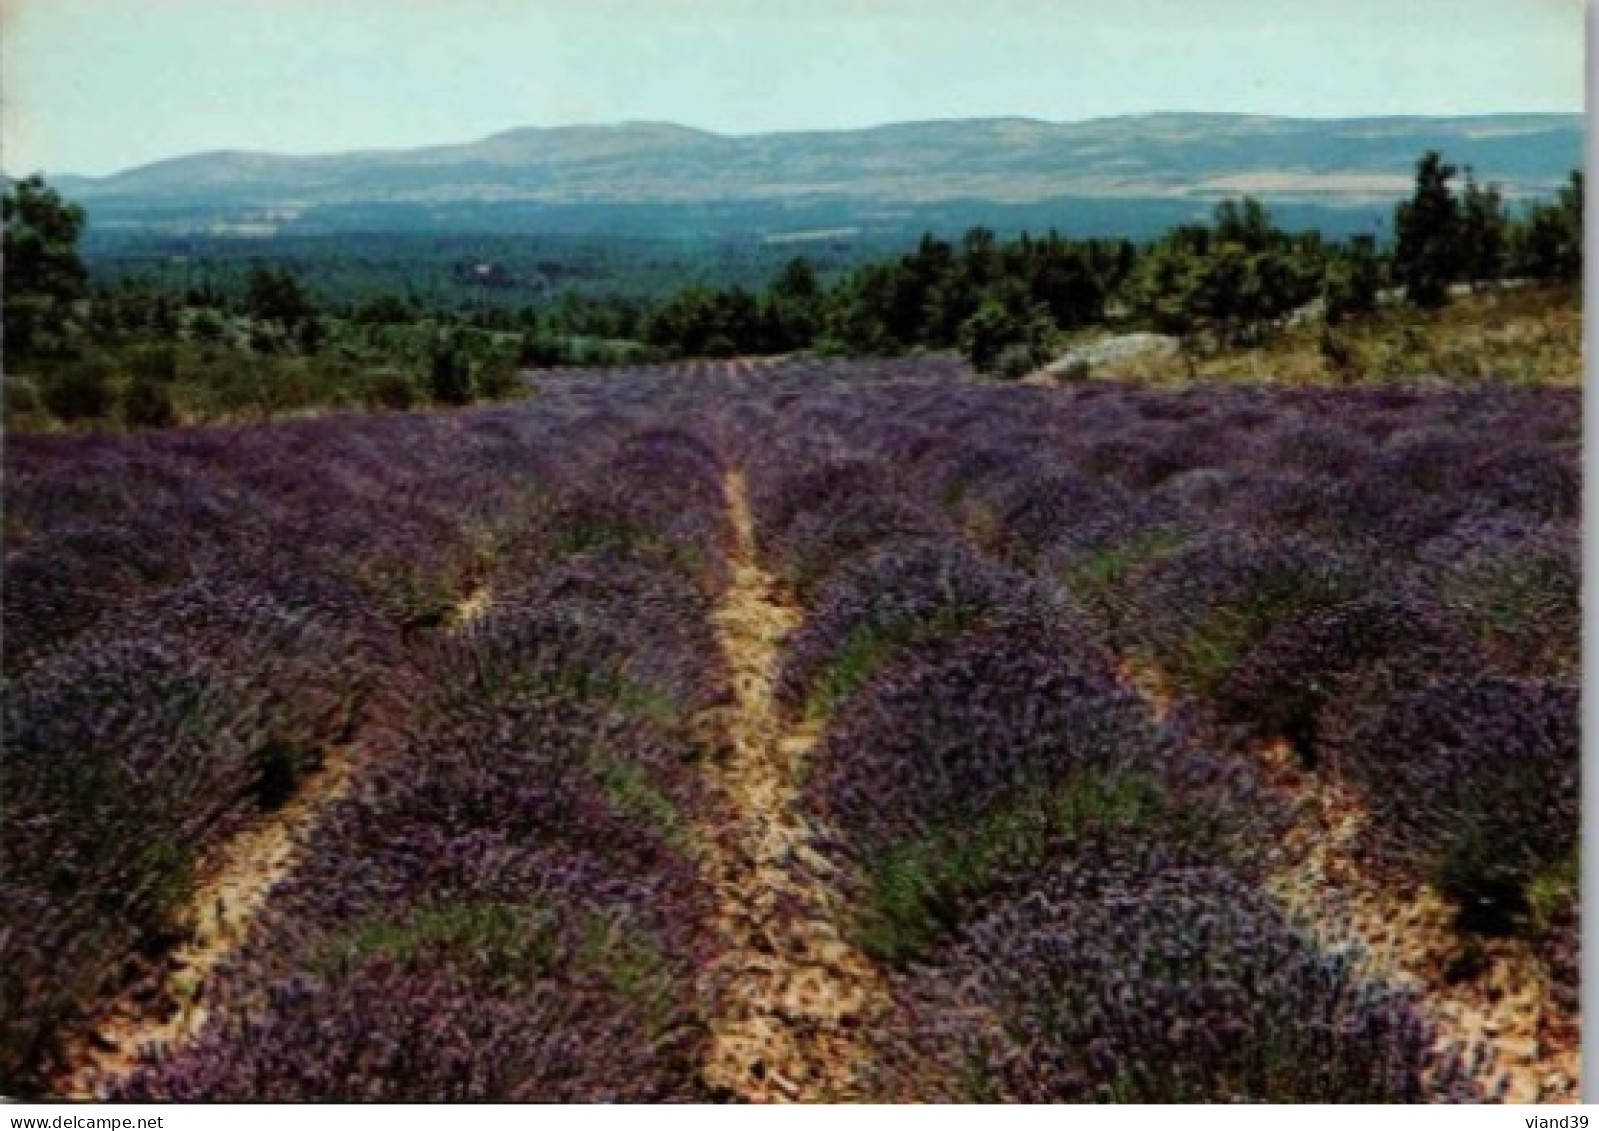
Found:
[590,757,686,849]
[544,519,658,561]
[577,913,678,1039]
[1167,614,1257,701]
[1158,574,1366,703]
[856,772,1169,965]
[463,647,684,727]
[610,678,687,730]
[1061,529,1190,597]
[311,899,680,1037]
[312,900,563,991]
[358,555,461,630]
[1525,852,1578,936]
[543,521,708,583]
[802,608,981,724]
[1440,557,1577,678]
[1057,528,1190,635]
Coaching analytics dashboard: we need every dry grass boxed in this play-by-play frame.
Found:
[1096,284,1581,388]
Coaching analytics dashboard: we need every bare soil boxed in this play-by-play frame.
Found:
[1117,659,1577,1102]
[699,470,891,1102]
[55,744,363,1098]
[1257,741,1580,1104]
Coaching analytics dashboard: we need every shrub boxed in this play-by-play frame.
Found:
[973,465,1134,562]
[474,356,521,401]
[1210,594,1470,765]
[1329,677,1577,933]
[774,488,950,601]
[1045,519,1192,647]
[1465,444,1580,522]
[40,357,115,422]
[121,372,178,428]
[1129,534,1374,705]
[1,376,43,423]
[778,539,1056,720]
[1,640,257,1089]
[362,366,421,412]
[994,342,1043,380]
[1437,526,1578,679]
[958,299,1054,376]
[883,837,1467,1102]
[117,696,715,1101]
[807,625,1165,959]
[125,343,180,386]
[428,348,474,406]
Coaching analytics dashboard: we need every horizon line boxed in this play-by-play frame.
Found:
[11,107,1585,183]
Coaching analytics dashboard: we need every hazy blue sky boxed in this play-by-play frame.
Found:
[2,0,1585,176]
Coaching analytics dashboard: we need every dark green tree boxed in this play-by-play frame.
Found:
[127,343,180,386]
[958,293,1055,377]
[1323,235,1382,324]
[1025,233,1104,330]
[1513,170,1583,281]
[41,357,114,421]
[294,316,326,355]
[190,309,228,349]
[765,257,824,349]
[1213,197,1276,252]
[2,175,89,357]
[473,353,520,400]
[1393,152,1462,307]
[427,345,473,405]
[355,294,417,325]
[1459,170,1508,287]
[121,372,178,429]
[244,266,315,327]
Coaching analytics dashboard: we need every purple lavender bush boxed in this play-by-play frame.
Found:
[870,835,1474,1102]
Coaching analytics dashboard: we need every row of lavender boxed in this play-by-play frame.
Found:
[875,381,1576,956]
[4,358,945,1097]
[709,370,1577,1100]
[108,417,735,1100]
[3,409,509,1092]
[2,384,737,1097]
[4,354,1577,1099]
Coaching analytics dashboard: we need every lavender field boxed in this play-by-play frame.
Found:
[2,356,1579,1102]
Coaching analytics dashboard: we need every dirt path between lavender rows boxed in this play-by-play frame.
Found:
[55,744,364,1099]
[1257,741,1580,1104]
[1121,660,1578,1103]
[54,588,494,1100]
[699,469,891,1102]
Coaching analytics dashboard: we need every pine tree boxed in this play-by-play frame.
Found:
[2,176,90,358]
[427,346,474,405]
[1459,170,1508,288]
[1393,152,1462,308]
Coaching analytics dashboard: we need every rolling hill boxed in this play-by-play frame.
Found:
[38,112,1585,242]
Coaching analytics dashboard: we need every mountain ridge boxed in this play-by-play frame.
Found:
[35,112,1582,241]
[40,111,1584,183]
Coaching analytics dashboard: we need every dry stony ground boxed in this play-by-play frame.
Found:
[699,471,892,1102]
[1042,284,1581,388]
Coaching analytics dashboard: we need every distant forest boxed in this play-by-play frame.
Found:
[2,152,1583,428]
